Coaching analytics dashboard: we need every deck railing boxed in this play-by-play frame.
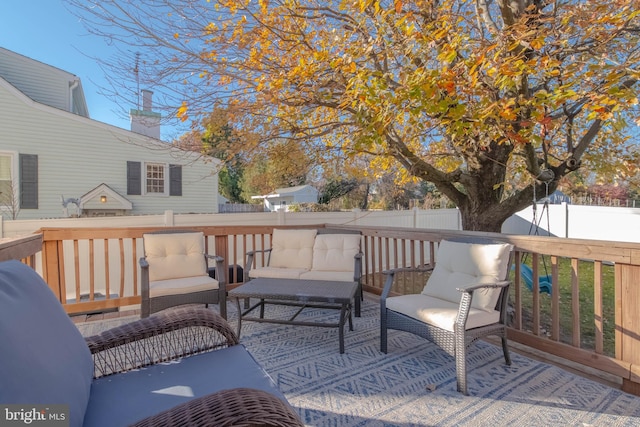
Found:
[9,225,640,395]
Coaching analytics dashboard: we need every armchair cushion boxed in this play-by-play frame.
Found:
[386,294,500,332]
[143,232,207,282]
[422,240,512,311]
[310,233,361,273]
[83,345,286,427]
[150,275,219,298]
[0,260,93,427]
[268,229,317,270]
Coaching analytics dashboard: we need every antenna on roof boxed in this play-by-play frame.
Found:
[134,52,140,110]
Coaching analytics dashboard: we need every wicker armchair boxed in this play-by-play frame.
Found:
[140,230,227,319]
[380,238,514,395]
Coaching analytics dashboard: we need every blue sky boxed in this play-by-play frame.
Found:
[0,1,178,140]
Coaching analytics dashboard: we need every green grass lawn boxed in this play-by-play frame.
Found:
[510,257,616,357]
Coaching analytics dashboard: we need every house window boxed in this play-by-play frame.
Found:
[146,163,165,194]
[0,152,35,214]
[127,161,182,196]
[0,154,12,203]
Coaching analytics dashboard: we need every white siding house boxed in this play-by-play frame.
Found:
[252,185,319,212]
[0,48,220,219]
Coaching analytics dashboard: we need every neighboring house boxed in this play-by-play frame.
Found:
[548,190,571,204]
[252,185,319,212]
[0,47,220,219]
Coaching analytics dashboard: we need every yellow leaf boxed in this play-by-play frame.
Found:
[177,102,189,122]
[395,0,402,13]
[530,38,544,50]
[174,33,179,39]
[350,62,357,73]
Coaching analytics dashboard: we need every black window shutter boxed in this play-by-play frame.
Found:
[127,161,141,195]
[169,164,182,196]
[19,154,38,209]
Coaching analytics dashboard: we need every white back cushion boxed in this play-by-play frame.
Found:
[144,232,207,282]
[311,234,361,272]
[269,229,317,270]
[422,240,513,311]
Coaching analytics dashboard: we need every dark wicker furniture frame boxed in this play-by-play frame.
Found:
[139,229,227,319]
[86,306,303,426]
[380,238,513,395]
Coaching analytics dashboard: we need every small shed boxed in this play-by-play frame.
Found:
[252,185,319,212]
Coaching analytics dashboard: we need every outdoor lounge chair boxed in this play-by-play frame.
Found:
[380,238,514,395]
[140,230,227,319]
[0,259,303,427]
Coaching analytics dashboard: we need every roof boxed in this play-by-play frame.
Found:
[0,47,89,117]
[252,185,318,199]
[0,47,79,81]
[79,183,132,210]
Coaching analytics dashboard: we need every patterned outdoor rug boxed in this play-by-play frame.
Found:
[76,300,640,427]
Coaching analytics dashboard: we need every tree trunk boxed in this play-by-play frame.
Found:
[455,178,555,232]
[443,142,549,232]
[458,205,508,232]
[361,183,370,210]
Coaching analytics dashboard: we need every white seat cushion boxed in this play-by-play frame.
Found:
[149,275,219,298]
[422,240,513,311]
[311,234,360,272]
[248,266,308,280]
[299,270,354,282]
[386,294,500,332]
[143,232,207,282]
[268,229,317,270]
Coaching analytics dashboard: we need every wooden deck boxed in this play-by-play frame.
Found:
[5,228,640,395]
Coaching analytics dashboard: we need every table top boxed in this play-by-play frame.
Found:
[229,277,358,303]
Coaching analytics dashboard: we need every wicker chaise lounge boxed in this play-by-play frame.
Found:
[380,238,514,395]
[0,260,303,427]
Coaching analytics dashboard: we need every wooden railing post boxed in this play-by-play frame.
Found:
[215,234,229,281]
[41,236,63,301]
[616,262,640,394]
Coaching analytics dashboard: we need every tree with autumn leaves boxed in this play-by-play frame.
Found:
[69,0,639,231]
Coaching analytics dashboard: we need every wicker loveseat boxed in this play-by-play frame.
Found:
[244,228,363,314]
[0,260,303,427]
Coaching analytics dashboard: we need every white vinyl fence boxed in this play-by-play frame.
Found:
[0,208,462,238]
[502,203,640,242]
[1,203,639,243]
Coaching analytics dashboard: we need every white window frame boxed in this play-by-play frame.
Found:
[0,151,19,213]
[143,162,169,196]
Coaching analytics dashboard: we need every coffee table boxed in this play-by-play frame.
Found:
[228,278,359,353]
